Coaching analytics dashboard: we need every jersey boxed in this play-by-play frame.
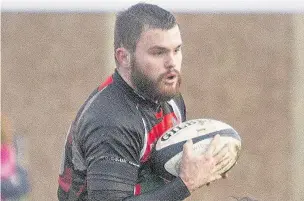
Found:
[58,70,190,201]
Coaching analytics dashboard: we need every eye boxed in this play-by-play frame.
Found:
[174,47,181,53]
[152,50,165,56]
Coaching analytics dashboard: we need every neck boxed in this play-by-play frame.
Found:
[116,67,134,89]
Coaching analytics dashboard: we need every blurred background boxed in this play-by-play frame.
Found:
[1,0,304,200]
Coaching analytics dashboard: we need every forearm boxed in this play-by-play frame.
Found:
[124,177,190,201]
[89,177,190,201]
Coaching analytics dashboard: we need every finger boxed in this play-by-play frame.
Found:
[206,134,220,156]
[224,158,238,172]
[212,157,234,174]
[213,144,229,161]
[215,152,231,166]
[182,139,193,158]
[220,158,236,174]
[214,156,231,173]
[228,143,238,157]
[214,143,237,164]
[214,143,237,166]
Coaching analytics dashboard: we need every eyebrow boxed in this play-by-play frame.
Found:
[148,44,182,51]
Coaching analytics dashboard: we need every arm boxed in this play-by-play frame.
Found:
[84,126,190,201]
[90,177,190,201]
[85,125,228,200]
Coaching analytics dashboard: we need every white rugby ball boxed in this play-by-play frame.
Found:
[150,119,241,181]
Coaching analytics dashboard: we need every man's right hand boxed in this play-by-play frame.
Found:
[178,134,230,192]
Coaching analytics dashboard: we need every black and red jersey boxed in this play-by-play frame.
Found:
[58,70,190,200]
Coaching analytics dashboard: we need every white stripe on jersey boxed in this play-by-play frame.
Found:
[139,117,148,159]
[168,99,182,125]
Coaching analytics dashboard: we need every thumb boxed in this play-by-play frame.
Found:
[183,139,193,157]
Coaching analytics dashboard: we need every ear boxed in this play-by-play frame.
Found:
[115,47,131,68]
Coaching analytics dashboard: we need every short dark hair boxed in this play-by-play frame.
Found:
[114,2,177,53]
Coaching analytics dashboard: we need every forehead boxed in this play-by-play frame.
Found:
[136,25,182,50]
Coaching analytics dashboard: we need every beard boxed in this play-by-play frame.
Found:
[130,57,182,102]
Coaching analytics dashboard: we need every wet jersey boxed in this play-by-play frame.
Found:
[58,70,190,201]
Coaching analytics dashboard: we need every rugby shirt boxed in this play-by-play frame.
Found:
[58,70,190,200]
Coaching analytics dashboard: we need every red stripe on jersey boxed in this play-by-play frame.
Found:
[134,183,141,195]
[58,168,72,192]
[76,182,87,196]
[155,108,163,119]
[98,76,113,91]
[141,112,177,162]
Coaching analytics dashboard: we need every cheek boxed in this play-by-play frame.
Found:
[175,53,183,71]
[140,57,164,75]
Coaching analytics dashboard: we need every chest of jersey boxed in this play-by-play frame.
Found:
[139,101,181,163]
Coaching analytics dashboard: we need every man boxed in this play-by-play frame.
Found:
[58,3,230,201]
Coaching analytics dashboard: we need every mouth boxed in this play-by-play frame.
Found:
[164,72,178,83]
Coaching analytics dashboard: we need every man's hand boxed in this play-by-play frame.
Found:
[179,134,230,192]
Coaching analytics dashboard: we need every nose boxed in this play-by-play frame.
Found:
[164,52,176,70]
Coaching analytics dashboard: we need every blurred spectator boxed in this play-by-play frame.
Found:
[1,115,30,201]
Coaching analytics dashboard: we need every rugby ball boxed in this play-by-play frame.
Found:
[150,119,241,181]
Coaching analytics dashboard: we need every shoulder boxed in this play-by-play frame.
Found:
[72,87,146,157]
[75,85,144,137]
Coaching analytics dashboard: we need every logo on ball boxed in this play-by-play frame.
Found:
[161,120,198,141]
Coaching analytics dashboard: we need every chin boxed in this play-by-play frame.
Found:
[157,89,179,102]
[155,81,181,101]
